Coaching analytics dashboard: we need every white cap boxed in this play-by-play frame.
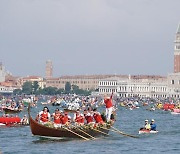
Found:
[145,119,148,122]
[151,119,155,122]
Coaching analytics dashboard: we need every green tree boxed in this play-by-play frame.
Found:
[32,81,39,94]
[65,82,71,93]
[22,81,33,95]
[72,85,79,93]
[71,84,91,95]
[13,89,22,95]
[43,87,58,95]
[56,88,65,95]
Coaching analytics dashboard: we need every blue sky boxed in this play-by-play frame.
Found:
[0,0,180,77]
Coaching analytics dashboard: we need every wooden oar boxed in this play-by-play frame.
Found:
[100,126,118,133]
[77,127,97,140]
[111,126,139,138]
[63,127,90,141]
[90,127,109,136]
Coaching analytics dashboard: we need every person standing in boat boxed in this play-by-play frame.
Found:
[104,91,113,122]
[150,119,157,131]
[37,107,51,124]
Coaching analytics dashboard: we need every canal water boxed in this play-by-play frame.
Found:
[0,104,180,154]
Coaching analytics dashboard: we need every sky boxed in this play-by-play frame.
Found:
[0,0,180,77]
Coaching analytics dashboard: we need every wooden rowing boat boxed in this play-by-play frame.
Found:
[28,106,112,139]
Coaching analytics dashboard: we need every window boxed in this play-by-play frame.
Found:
[176,45,180,49]
[171,80,175,84]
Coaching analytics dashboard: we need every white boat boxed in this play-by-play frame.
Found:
[171,109,180,115]
[171,112,180,115]
[139,129,158,134]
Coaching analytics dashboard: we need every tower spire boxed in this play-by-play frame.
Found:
[174,23,180,73]
[176,23,180,33]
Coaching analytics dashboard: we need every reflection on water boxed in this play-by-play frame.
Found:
[32,137,73,144]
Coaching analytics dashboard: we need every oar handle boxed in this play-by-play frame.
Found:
[63,127,90,141]
[77,127,96,139]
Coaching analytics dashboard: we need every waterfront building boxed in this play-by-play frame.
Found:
[21,76,45,89]
[45,60,53,79]
[167,73,180,98]
[98,75,167,98]
[98,76,126,94]
[0,85,14,94]
[46,75,123,91]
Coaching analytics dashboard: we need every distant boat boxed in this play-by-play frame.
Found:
[139,129,158,134]
[171,112,180,115]
[171,109,180,115]
[41,102,50,105]
[0,117,29,127]
[0,123,29,127]
[3,108,22,114]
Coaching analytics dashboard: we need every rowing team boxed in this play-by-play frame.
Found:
[36,106,115,128]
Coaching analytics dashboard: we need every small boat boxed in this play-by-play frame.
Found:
[171,109,180,115]
[0,123,29,127]
[0,116,29,127]
[120,102,126,107]
[142,102,148,106]
[139,129,158,134]
[28,106,113,139]
[41,102,49,105]
[3,108,22,114]
[171,112,180,115]
[146,107,155,111]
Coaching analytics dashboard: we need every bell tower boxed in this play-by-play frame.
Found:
[45,60,53,78]
[174,23,180,73]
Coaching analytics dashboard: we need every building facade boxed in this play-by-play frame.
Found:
[98,75,168,98]
[46,75,121,91]
[21,76,45,89]
[0,85,14,94]
[167,73,180,98]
